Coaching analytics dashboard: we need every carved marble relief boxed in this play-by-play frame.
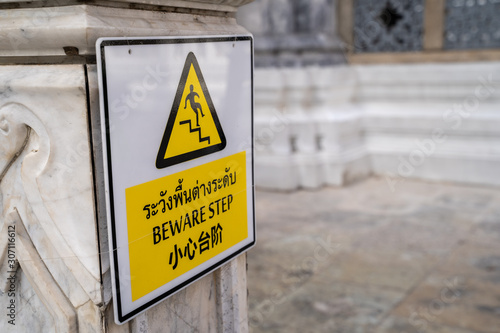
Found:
[0,66,103,331]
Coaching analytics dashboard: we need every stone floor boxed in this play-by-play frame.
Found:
[247,177,500,333]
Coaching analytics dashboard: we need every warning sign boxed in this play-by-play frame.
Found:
[97,35,254,325]
[156,52,226,169]
[127,152,247,301]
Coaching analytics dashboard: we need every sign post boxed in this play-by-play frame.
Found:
[96,36,255,325]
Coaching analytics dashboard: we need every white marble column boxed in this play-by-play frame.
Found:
[0,1,252,332]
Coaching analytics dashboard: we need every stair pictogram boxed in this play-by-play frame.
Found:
[156,52,226,169]
[179,119,211,145]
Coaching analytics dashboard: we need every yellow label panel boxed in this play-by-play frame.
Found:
[126,152,247,301]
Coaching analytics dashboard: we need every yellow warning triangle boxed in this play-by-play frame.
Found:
[156,52,226,169]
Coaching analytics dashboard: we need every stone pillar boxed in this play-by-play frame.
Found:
[0,1,251,332]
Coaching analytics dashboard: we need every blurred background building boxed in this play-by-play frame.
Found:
[237,0,500,191]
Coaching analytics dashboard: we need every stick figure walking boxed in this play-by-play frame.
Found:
[184,84,205,126]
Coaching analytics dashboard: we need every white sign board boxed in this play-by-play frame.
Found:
[96,36,255,324]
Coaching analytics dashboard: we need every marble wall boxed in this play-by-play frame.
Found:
[250,61,500,191]
[237,0,500,190]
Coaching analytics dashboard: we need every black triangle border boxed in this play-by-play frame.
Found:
[156,52,226,169]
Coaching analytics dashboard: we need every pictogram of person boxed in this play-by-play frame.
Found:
[184,84,205,127]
